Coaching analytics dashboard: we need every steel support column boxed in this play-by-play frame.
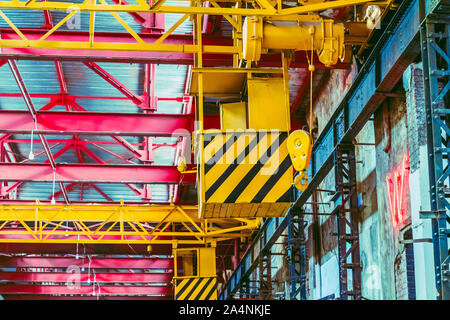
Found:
[420,0,450,299]
[334,143,361,300]
[220,0,420,300]
[287,207,307,300]
[258,250,273,300]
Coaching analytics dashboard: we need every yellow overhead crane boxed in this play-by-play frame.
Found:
[0,0,380,300]
[191,65,313,220]
[191,13,346,219]
[243,15,345,67]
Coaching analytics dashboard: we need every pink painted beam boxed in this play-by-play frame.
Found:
[0,110,193,136]
[0,285,171,295]
[50,181,78,200]
[0,256,173,269]
[0,93,182,101]
[0,163,196,184]
[110,0,164,31]
[41,0,53,29]
[143,63,157,111]
[83,61,144,106]
[89,183,114,202]
[0,272,172,283]
[0,30,227,65]
[54,61,67,93]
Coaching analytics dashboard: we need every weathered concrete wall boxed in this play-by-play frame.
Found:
[268,61,435,300]
[304,69,349,299]
[403,63,436,299]
[356,120,381,300]
[372,90,410,299]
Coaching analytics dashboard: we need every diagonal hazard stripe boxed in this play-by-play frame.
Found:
[204,134,251,191]
[204,280,217,300]
[175,278,195,300]
[194,277,214,300]
[263,159,294,203]
[205,132,243,173]
[208,134,262,203]
[251,154,292,203]
[234,134,284,203]
[276,186,294,202]
[224,133,287,203]
[205,132,266,201]
[203,133,227,163]
[184,277,207,300]
[178,278,200,300]
[203,133,220,148]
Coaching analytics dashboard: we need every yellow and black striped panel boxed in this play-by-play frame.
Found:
[201,131,294,206]
[174,277,217,300]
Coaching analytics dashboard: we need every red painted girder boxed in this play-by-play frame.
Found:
[0,256,172,269]
[0,110,193,136]
[0,29,349,68]
[0,284,171,295]
[0,93,182,101]
[83,61,144,106]
[0,163,196,184]
[0,243,174,255]
[0,272,172,283]
[0,242,234,256]
[109,0,164,31]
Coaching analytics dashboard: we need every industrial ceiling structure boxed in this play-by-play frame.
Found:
[0,0,448,301]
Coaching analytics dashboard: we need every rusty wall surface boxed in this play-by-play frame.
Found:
[373,88,411,299]
[282,61,415,300]
[265,59,429,300]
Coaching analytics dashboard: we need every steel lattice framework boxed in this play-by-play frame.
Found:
[420,0,450,299]
[0,0,375,300]
[0,203,259,244]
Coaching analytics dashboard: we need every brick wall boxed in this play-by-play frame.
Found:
[404,63,426,173]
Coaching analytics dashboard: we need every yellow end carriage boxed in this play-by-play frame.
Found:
[193,70,313,219]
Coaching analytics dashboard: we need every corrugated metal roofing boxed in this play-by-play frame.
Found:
[0,4,192,203]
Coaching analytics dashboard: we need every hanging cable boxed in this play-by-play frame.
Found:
[97,282,101,300]
[305,28,315,141]
[87,255,92,284]
[76,233,80,260]
[28,120,38,160]
[92,272,96,295]
[51,169,56,205]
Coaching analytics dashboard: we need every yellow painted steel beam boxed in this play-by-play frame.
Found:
[0,39,238,54]
[0,0,375,15]
[0,204,255,224]
[278,0,375,15]
[0,0,376,57]
[0,1,273,15]
[0,204,259,245]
